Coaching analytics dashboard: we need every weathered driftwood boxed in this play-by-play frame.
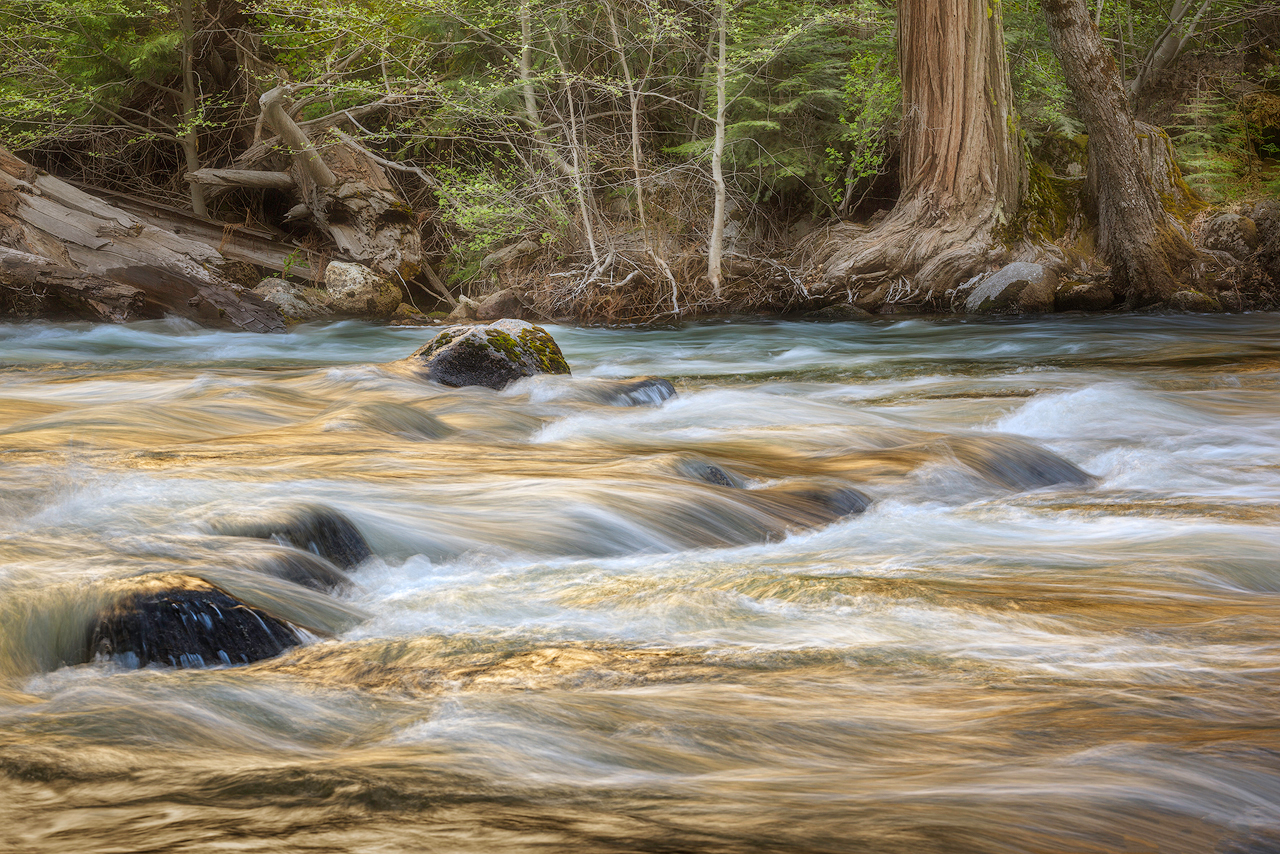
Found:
[84,183,319,280]
[0,147,285,331]
[257,85,422,276]
[186,169,297,190]
[0,246,145,322]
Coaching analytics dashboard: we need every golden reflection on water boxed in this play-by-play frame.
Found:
[1,318,1279,852]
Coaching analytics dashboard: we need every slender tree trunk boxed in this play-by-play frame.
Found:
[817,0,1025,302]
[179,0,208,218]
[1129,0,1212,98]
[1042,0,1198,304]
[707,0,728,298]
[605,3,648,239]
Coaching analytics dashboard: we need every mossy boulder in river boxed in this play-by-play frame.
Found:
[407,319,571,389]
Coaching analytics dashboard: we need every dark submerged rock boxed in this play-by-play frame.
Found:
[748,482,872,527]
[209,504,372,571]
[802,304,874,322]
[674,457,742,488]
[407,319,570,390]
[88,575,301,669]
[242,548,352,593]
[596,377,676,406]
[948,436,1092,491]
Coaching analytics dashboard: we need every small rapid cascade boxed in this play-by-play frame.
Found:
[1,314,1279,852]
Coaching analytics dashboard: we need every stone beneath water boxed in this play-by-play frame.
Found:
[673,457,742,488]
[802,304,874,322]
[592,377,677,406]
[746,481,872,527]
[948,436,1092,491]
[208,504,372,571]
[88,575,301,669]
[962,262,1056,314]
[407,319,571,390]
[240,547,353,593]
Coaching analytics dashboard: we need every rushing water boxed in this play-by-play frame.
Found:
[1,313,1279,853]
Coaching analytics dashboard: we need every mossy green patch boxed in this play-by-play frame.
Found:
[517,326,570,374]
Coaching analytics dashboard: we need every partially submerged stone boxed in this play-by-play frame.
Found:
[961,262,1056,314]
[1168,290,1222,313]
[88,575,301,669]
[802,303,874,322]
[208,504,372,571]
[407,319,571,389]
[947,435,1092,491]
[747,481,872,526]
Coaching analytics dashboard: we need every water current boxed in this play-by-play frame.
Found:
[1,314,1278,853]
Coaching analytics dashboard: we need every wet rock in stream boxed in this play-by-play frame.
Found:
[208,504,372,571]
[744,482,872,528]
[595,377,676,406]
[405,319,570,389]
[240,547,352,593]
[88,575,302,669]
[946,435,1093,491]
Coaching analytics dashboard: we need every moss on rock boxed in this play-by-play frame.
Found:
[406,320,570,389]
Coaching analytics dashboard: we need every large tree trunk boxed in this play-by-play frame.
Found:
[814,0,1026,304]
[1042,0,1199,305]
[0,147,284,331]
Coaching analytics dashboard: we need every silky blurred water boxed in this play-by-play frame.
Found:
[1,313,1279,853]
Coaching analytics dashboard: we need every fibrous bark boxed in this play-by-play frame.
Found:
[814,0,1026,304]
[1042,0,1199,305]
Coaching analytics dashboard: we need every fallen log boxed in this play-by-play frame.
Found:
[0,246,145,322]
[186,168,296,190]
[0,146,284,331]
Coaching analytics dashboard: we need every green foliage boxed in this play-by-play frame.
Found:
[667,1,895,214]
[1171,82,1254,202]
[433,161,559,254]
[0,0,185,144]
[1002,2,1079,144]
[825,34,898,214]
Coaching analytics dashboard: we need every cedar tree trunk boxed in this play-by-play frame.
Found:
[1041,0,1198,305]
[817,0,1026,303]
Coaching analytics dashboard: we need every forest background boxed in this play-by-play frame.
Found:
[0,0,1277,326]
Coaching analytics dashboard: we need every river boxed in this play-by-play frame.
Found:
[1,314,1278,853]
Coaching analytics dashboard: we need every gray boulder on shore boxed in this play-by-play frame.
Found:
[960,262,1057,315]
